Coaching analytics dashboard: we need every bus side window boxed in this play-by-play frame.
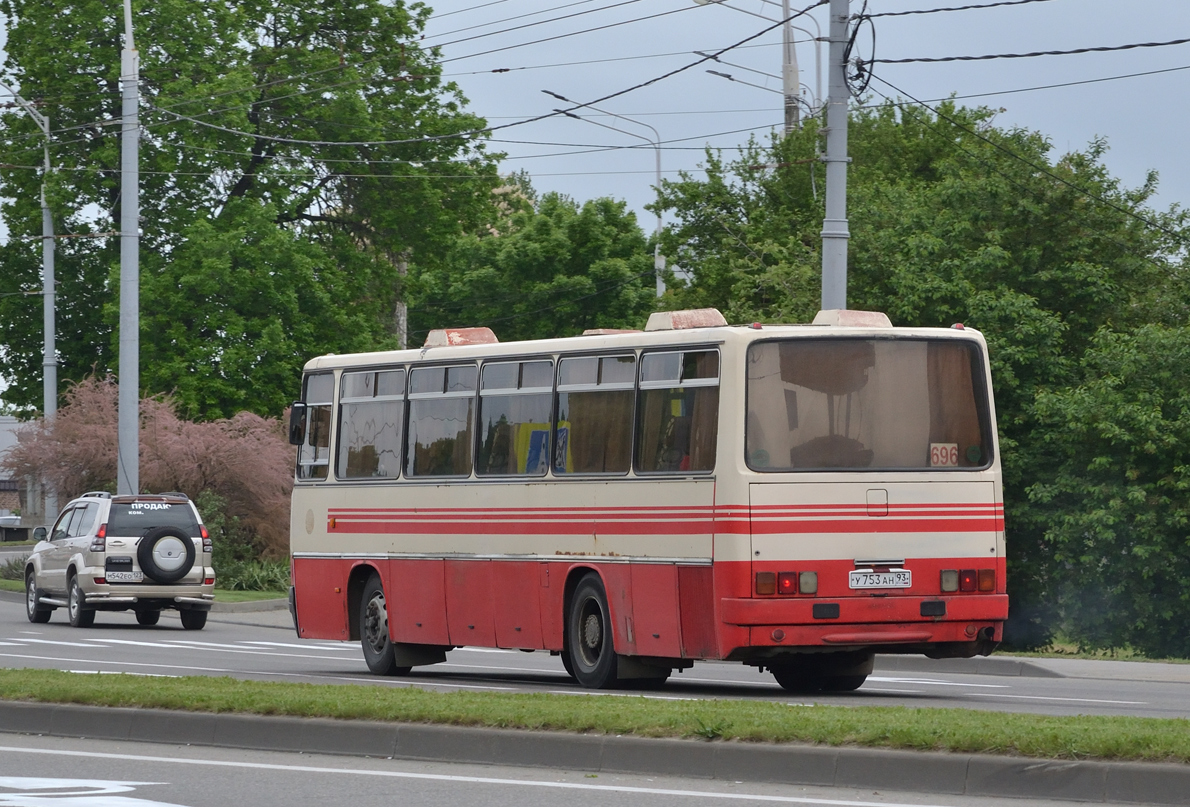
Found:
[337,369,405,479]
[407,365,477,477]
[636,350,719,474]
[555,355,635,475]
[297,372,334,481]
[478,360,553,476]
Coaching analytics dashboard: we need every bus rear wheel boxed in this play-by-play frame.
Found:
[566,573,618,689]
[360,573,412,677]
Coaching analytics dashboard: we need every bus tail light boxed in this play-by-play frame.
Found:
[940,569,959,592]
[755,572,776,595]
[799,571,818,595]
[978,568,996,592]
[959,569,977,592]
[777,572,797,595]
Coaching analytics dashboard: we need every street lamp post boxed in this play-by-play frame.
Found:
[0,80,57,516]
[544,91,666,298]
[117,0,140,496]
[694,0,822,128]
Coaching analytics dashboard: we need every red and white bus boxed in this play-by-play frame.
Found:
[287,308,1006,691]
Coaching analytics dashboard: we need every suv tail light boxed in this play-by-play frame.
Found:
[89,523,107,553]
[200,525,212,553]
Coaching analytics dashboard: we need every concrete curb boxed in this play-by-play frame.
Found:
[209,598,288,613]
[0,701,1185,804]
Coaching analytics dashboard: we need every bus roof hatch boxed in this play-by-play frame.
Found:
[423,327,500,347]
[644,308,728,331]
[811,309,893,328]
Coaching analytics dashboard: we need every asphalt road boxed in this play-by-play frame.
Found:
[1,592,1187,720]
[0,734,1146,807]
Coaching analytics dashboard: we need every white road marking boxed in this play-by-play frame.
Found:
[0,775,184,806]
[0,746,967,807]
[867,677,1009,689]
[239,642,359,652]
[970,693,1146,705]
[10,638,107,649]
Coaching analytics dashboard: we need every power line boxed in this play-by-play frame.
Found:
[441,39,786,77]
[427,0,629,45]
[868,73,1186,245]
[868,0,1057,18]
[864,86,1182,277]
[875,36,1190,64]
[433,0,510,20]
[438,3,703,65]
[142,4,826,151]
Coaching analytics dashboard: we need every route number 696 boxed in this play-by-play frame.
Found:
[930,443,959,467]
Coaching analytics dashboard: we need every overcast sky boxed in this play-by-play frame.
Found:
[423,0,1190,229]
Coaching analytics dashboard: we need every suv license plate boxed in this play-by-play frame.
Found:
[106,571,144,583]
[849,569,911,589]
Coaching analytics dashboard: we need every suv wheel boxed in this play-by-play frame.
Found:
[67,575,95,628]
[179,609,207,631]
[25,572,51,624]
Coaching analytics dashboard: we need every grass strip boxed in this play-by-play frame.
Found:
[212,589,286,603]
[1,668,1188,764]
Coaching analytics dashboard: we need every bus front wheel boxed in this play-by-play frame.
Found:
[360,574,412,677]
[566,573,619,689]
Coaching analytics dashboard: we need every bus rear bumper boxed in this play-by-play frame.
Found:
[720,594,1008,626]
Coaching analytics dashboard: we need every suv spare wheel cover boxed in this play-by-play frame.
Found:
[137,526,197,584]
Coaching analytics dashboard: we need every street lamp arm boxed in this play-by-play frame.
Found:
[0,80,48,133]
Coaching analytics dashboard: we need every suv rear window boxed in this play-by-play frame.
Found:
[106,503,200,537]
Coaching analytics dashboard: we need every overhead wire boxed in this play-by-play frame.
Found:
[425,0,629,44]
[875,36,1190,64]
[868,0,1058,17]
[433,0,511,20]
[142,3,827,151]
[867,73,1186,246]
[436,3,705,65]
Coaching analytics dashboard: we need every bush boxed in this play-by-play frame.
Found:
[0,555,28,581]
[216,560,290,592]
[1,376,294,557]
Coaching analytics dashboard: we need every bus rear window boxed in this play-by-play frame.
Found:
[746,338,991,471]
[107,503,200,537]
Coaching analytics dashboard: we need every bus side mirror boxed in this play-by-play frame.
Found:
[288,403,308,446]
[33,526,47,541]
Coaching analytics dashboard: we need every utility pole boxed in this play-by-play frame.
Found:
[1,81,57,515]
[820,0,849,310]
[781,0,800,132]
[117,0,140,496]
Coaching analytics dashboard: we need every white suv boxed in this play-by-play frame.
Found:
[24,492,215,629]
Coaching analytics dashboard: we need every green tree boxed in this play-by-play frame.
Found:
[409,187,658,343]
[657,101,1188,648]
[1032,326,1190,657]
[0,0,500,418]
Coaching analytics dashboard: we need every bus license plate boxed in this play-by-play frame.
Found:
[106,571,143,583]
[849,569,911,589]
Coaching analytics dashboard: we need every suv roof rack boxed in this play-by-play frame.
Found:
[80,491,113,499]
